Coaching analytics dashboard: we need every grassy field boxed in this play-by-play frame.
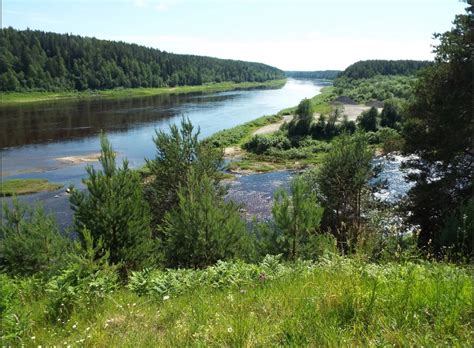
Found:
[0,80,287,105]
[0,179,63,196]
[205,114,284,148]
[2,257,471,346]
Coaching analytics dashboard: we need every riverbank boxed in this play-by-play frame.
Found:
[0,79,287,105]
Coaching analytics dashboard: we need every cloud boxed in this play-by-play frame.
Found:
[108,33,434,70]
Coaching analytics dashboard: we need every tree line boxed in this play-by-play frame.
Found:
[338,59,432,79]
[285,70,341,79]
[0,27,285,92]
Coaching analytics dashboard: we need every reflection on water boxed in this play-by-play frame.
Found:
[1,79,329,185]
[0,92,243,148]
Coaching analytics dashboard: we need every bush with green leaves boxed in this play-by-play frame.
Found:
[0,199,71,277]
[243,132,291,155]
[70,133,153,275]
[45,229,119,322]
[380,99,403,129]
[128,254,318,297]
[288,98,314,137]
[272,176,324,260]
[161,170,255,268]
[357,106,379,132]
[376,127,404,153]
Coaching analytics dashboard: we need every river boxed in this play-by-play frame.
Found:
[0,78,329,226]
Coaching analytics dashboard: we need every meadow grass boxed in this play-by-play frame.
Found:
[205,114,284,148]
[0,79,287,105]
[0,179,63,196]
[3,257,471,347]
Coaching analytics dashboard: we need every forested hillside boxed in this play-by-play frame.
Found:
[338,60,432,79]
[285,70,341,79]
[0,28,285,92]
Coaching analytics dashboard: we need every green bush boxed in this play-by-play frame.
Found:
[0,199,71,277]
[243,132,291,155]
[45,230,119,322]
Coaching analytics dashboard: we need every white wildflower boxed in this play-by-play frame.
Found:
[163,295,170,301]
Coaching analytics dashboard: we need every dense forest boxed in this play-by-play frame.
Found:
[285,70,341,79]
[0,27,285,92]
[338,60,432,79]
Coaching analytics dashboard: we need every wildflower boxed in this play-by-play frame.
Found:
[31,336,36,340]
[86,327,90,331]
[72,323,77,329]
[227,327,233,333]
[163,295,170,301]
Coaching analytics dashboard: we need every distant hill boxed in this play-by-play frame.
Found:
[285,70,341,80]
[0,27,285,92]
[338,60,432,79]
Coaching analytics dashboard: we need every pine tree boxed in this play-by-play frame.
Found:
[272,176,324,260]
[162,170,253,268]
[70,133,153,274]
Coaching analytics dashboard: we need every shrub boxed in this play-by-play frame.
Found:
[357,107,379,132]
[376,127,404,153]
[0,199,71,277]
[45,230,119,322]
[243,132,291,155]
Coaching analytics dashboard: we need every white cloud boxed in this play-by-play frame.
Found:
[108,33,434,70]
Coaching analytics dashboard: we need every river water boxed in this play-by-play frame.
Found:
[1,79,329,186]
[0,79,329,226]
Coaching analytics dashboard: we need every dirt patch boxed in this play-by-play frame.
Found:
[55,153,102,164]
[224,146,245,159]
[252,115,293,136]
[341,104,383,121]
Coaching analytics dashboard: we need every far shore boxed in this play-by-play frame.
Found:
[0,79,287,105]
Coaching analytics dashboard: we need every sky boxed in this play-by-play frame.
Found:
[1,0,468,71]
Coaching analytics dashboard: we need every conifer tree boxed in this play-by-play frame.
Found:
[272,176,324,260]
[162,170,253,268]
[70,133,153,274]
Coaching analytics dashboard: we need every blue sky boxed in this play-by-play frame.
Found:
[2,0,467,70]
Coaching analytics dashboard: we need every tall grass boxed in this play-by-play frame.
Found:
[2,256,471,346]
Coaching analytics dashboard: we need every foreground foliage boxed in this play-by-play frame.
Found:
[1,256,471,346]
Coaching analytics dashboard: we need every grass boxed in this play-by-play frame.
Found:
[0,79,287,105]
[0,179,63,196]
[309,86,336,114]
[2,257,471,346]
[205,114,284,148]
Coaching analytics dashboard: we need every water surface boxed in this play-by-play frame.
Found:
[1,79,329,187]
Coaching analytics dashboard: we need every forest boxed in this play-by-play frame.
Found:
[338,59,432,79]
[0,4,472,347]
[0,27,285,92]
[285,70,341,79]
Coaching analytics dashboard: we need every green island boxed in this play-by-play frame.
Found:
[1,5,473,347]
[0,79,287,105]
[0,178,63,196]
